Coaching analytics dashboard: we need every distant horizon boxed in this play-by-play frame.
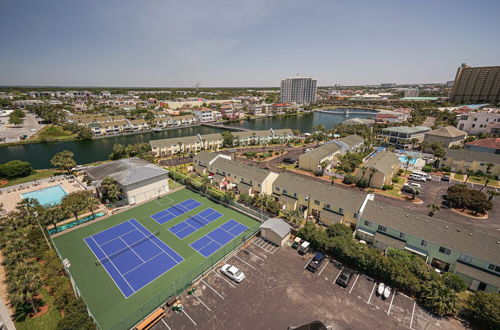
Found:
[1,1,499,86]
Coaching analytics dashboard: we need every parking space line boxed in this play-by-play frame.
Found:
[398,292,412,300]
[387,291,396,315]
[241,249,264,261]
[332,266,344,284]
[252,241,271,252]
[201,279,224,299]
[233,255,256,270]
[304,256,315,269]
[317,259,329,276]
[410,301,416,330]
[270,246,279,254]
[182,309,197,326]
[349,274,360,294]
[367,282,376,304]
[161,318,171,330]
[196,297,212,312]
[211,270,235,288]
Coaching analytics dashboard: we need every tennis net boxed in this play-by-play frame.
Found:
[190,215,209,227]
[95,230,160,266]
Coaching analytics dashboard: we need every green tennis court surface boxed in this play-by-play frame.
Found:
[52,188,259,330]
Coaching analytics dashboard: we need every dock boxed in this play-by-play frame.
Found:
[315,109,380,115]
[201,123,251,131]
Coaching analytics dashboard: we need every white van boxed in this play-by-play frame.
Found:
[411,170,431,181]
[409,173,427,182]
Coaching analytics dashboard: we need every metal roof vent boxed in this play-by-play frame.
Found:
[446,226,449,229]
[469,233,473,236]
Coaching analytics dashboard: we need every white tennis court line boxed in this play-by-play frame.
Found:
[87,236,135,297]
[122,251,164,276]
[183,309,197,326]
[196,297,212,311]
[129,220,183,265]
[161,318,171,330]
[119,237,146,262]
[211,269,236,288]
[201,279,224,299]
[349,274,360,294]
[96,228,137,247]
[233,254,256,270]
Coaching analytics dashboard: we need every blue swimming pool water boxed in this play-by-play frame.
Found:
[21,185,68,206]
[399,156,418,165]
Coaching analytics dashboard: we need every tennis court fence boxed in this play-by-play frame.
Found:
[51,213,260,330]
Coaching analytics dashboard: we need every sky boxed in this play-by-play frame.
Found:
[1,0,499,87]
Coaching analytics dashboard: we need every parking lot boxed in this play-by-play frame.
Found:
[152,237,464,330]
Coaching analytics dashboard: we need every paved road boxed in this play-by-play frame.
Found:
[0,112,44,143]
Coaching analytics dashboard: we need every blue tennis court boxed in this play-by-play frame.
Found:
[84,219,183,298]
[190,219,249,257]
[150,198,201,224]
[169,208,223,239]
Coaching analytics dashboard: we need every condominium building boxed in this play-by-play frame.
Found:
[449,63,500,103]
[381,126,431,149]
[404,88,419,98]
[280,76,317,104]
[149,133,223,156]
[356,201,500,293]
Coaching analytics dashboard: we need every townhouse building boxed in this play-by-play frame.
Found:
[354,151,400,189]
[272,172,369,228]
[233,128,294,146]
[465,138,500,155]
[206,158,279,196]
[442,149,500,177]
[356,200,500,293]
[150,133,223,157]
[423,126,467,149]
[171,114,196,126]
[193,152,231,175]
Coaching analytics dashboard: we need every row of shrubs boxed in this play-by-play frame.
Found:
[298,222,500,328]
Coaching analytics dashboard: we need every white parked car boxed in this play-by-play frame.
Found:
[409,174,426,182]
[403,182,421,189]
[220,264,245,283]
[383,285,392,299]
[377,282,385,296]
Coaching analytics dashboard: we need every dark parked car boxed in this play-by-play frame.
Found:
[306,252,326,273]
[336,268,355,287]
[283,157,295,164]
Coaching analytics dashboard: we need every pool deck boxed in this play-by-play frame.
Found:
[0,175,87,214]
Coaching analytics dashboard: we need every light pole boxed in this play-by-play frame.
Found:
[34,211,52,249]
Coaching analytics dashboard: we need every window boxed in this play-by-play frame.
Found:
[399,232,405,239]
[474,118,477,121]
[472,124,476,128]
[258,183,261,187]
[325,204,331,209]
[283,189,288,195]
[439,246,451,255]
[294,193,297,198]
[488,264,500,273]
[276,187,280,191]
[459,253,472,263]
[314,200,320,205]
[339,208,344,215]
[420,240,428,247]
[364,220,372,227]
[377,225,387,233]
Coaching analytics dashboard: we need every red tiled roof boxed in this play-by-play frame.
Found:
[466,138,500,150]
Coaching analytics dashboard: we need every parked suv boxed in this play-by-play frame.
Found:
[336,268,355,287]
[306,252,326,273]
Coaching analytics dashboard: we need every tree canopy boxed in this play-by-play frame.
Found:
[50,150,77,173]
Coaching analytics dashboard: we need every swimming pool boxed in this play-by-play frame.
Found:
[21,185,68,206]
[399,156,418,165]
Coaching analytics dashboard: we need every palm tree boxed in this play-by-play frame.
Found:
[200,175,211,193]
[464,168,473,183]
[358,166,367,182]
[42,206,67,233]
[485,163,494,176]
[86,194,100,219]
[427,203,440,217]
[419,141,429,152]
[367,168,378,187]
[319,161,329,174]
[405,156,414,174]
[410,138,419,150]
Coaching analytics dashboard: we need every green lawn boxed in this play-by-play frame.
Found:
[15,287,62,330]
[52,188,259,330]
[31,125,76,142]
[1,169,58,187]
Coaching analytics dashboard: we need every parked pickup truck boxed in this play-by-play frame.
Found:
[306,252,326,273]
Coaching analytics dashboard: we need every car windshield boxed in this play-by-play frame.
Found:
[234,270,242,277]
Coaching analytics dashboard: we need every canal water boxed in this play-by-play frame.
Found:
[0,109,376,169]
